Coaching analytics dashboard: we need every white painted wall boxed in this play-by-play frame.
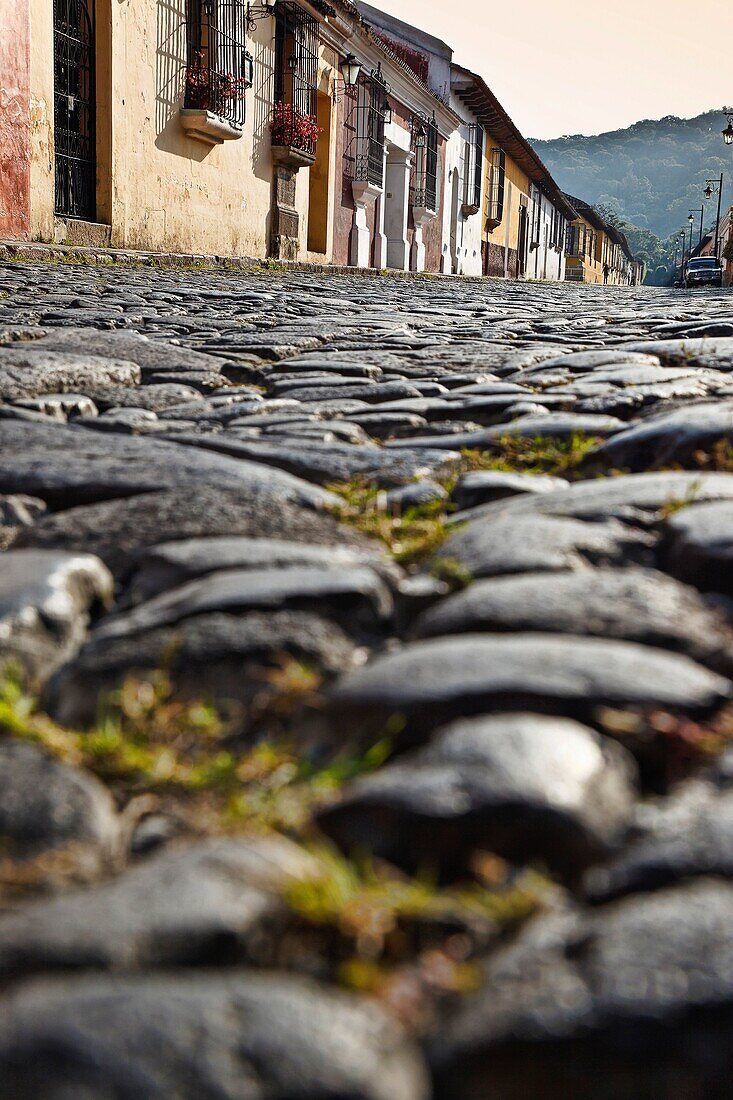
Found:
[527,186,567,282]
[439,95,483,276]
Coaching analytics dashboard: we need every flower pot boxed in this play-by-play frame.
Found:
[271,144,316,169]
[180,109,242,146]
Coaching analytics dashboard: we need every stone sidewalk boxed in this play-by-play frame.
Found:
[1,261,733,1098]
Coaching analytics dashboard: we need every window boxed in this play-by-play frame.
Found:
[565,223,579,255]
[486,147,505,228]
[529,186,541,246]
[551,208,565,249]
[271,1,319,153]
[412,113,438,212]
[54,0,96,219]
[463,124,483,212]
[344,67,388,186]
[185,0,250,128]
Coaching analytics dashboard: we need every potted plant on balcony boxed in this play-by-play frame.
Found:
[180,50,247,145]
[269,101,321,168]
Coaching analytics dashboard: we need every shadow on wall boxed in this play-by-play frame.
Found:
[250,35,273,182]
[155,0,211,161]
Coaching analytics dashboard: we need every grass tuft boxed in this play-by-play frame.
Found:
[327,480,454,566]
[0,669,391,835]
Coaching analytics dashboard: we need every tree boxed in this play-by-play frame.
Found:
[533,110,731,240]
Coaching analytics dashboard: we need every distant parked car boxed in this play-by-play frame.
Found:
[685,257,723,288]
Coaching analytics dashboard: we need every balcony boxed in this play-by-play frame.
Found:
[181,0,251,146]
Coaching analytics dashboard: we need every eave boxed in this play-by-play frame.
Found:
[452,64,576,220]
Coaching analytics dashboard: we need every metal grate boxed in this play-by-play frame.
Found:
[344,67,388,186]
[463,123,483,210]
[411,113,438,211]
[272,2,319,153]
[486,147,505,228]
[185,0,250,127]
[54,0,96,220]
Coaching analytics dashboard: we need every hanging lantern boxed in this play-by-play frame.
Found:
[339,52,361,87]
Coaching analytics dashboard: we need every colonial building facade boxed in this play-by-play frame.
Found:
[450,68,573,282]
[564,194,636,285]
[1,0,638,282]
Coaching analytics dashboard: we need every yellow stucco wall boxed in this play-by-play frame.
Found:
[29,0,337,259]
[566,214,603,283]
[481,139,530,252]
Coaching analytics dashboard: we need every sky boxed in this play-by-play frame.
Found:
[377,0,733,139]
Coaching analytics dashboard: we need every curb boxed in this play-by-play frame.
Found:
[0,239,489,282]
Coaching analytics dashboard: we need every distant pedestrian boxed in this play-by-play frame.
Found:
[603,262,610,284]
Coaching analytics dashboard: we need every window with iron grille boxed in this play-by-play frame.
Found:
[343,67,388,186]
[550,206,564,249]
[412,114,438,211]
[271,2,320,154]
[566,222,581,255]
[54,0,96,220]
[529,186,542,246]
[185,1,251,128]
[486,147,505,228]
[462,124,483,212]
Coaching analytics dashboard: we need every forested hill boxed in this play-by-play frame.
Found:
[532,110,730,241]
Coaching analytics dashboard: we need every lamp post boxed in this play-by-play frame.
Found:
[704,174,724,261]
[689,206,704,248]
[672,238,680,283]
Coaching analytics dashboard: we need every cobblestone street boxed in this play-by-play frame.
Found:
[3,262,733,1098]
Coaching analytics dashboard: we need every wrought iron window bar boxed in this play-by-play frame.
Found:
[54,0,96,220]
[486,146,505,228]
[185,0,252,128]
[343,65,390,187]
[463,123,483,212]
[411,112,438,211]
[271,1,319,154]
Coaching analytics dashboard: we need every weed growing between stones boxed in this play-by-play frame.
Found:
[0,668,392,836]
[328,481,454,567]
[658,478,703,519]
[454,432,600,479]
[690,440,733,472]
[0,670,549,996]
[282,843,547,1021]
[597,703,733,788]
[329,434,599,568]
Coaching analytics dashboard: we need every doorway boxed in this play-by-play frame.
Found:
[307,90,331,254]
[54,0,97,220]
[384,144,411,270]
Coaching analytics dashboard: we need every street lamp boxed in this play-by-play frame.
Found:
[704,173,725,261]
[723,108,733,146]
[679,229,688,283]
[689,206,704,247]
[339,53,362,88]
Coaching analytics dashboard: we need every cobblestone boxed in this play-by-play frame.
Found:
[1,261,733,1098]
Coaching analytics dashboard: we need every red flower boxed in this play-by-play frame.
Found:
[270,101,322,151]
